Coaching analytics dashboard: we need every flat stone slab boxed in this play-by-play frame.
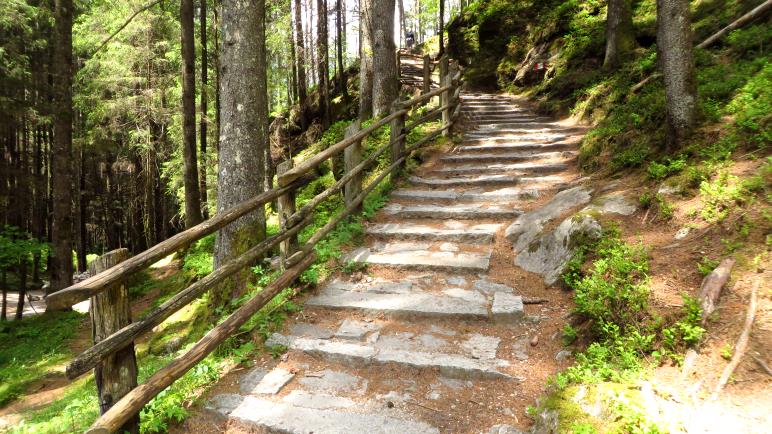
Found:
[392,188,541,203]
[366,222,500,243]
[461,334,501,360]
[506,186,593,252]
[409,174,521,187]
[306,287,489,319]
[326,278,413,294]
[582,193,637,216]
[206,393,244,416]
[335,319,381,340]
[299,369,367,394]
[492,293,525,324]
[239,368,267,394]
[230,395,440,434]
[474,279,515,295]
[347,246,492,272]
[253,367,295,395]
[438,152,572,164]
[433,162,569,176]
[384,203,522,219]
[455,142,571,152]
[282,390,356,410]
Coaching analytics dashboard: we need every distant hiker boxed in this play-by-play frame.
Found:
[406,31,415,49]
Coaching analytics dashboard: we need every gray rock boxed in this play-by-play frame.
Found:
[205,393,244,416]
[299,369,367,394]
[366,222,499,244]
[418,334,448,349]
[674,227,690,240]
[409,174,521,186]
[290,323,334,339]
[265,333,291,348]
[252,368,295,395]
[445,276,467,286]
[658,183,679,195]
[230,395,440,434]
[282,390,356,410]
[326,278,414,294]
[474,279,515,295]
[582,193,637,216]
[555,350,572,362]
[347,246,492,272]
[335,319,381,341]
[461,334,500,360]
[489,424,525,434]
[492,292,525,323]
[514,214,602,286]
[239,368,267,394]
[506,186,593,251]
[384,203,522,219]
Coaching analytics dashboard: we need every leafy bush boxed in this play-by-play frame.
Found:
[647,156,686,180]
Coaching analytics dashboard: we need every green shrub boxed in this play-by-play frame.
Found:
[647,156,686,180]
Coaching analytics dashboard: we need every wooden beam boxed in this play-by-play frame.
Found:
[85,253,317,434]
[65,219,310,380]
[46,176,311,310]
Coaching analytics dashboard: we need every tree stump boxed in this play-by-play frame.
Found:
[88,248,139,434]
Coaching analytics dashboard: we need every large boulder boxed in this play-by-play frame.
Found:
[513,213,602,286]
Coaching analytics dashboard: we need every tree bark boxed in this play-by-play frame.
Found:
[15,260,27,320]
[358,0,374,120]
[199,0,209,219]
[181,0,203,228]
[398,0,406,47]
[657,0,697,151]
[371,0,398,117]
[604,0,635,69]
[317,0,330,128]
[294,0,309,129]
[50,0,74,298]
[439,0,445,55]
[213,0,267,308]
[336,0,348,103]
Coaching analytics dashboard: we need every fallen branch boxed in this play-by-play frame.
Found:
[698,258,736,325]
[522,297,549,304]
[711,273,761,400]
[697,0,772,49]
[751,354,772,377]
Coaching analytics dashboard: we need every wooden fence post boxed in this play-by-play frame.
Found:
[396,50,401,80]
[277,160,298,268]
[440,57,450,136]
[89,248,139,434]
[389,100,407,174]
[344,121,363,215]
[422,55,431,95]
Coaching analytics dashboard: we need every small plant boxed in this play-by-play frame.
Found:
[720,344,733,360]
[656,194,674,220]
[638,191,653,208]
[721,238,743,253]
[341,260,367,274]
[562,324,578,346]
[697,256,719,276]
[647,156,686,180]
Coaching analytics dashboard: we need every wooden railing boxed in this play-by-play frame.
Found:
[46,55,463,434]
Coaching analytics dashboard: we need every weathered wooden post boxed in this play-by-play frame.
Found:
[344,121,363,215]
[89,248,139,434]
[448,60,461,129]
[440,56,451,136]
[277,160,298,268]
[422,55,431,95]
[389,100,407,174]
[396,49,401,80]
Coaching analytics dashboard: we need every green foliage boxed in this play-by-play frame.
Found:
[0,226,48,271]
[182,234,215,278]
[656,195,674,220]
[562,324,578,346]
[697,256,719,276]
[699,169,747,222]
[658,295,705,363]
[0,311,85,406]
[647,156,686,180]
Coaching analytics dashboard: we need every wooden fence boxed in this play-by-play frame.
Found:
[46,55,463,434]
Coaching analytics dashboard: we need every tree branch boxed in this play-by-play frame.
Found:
[90,0,163,58]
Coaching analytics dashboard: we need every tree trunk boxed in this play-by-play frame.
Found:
[294,0,308,129]
[213,0,267,309]
[1,270,7,321]
[439,0,445,55]
[181,0,203,228]
[50,0,74,297]
[199,0,210,219]
[657,0,697,151]
[317,0,330,128]
[336,0,348,103]
[15,260,27,320]
[358,0,374,120]
[371,0,398,117]
[398,0,406,47]
[604,0,635,69]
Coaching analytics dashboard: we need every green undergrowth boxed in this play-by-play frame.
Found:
[0,311,86,407]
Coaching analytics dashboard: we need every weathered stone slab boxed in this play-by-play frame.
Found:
[409,174,521,186]
[439,152,569,164]
[457,142,570,152]
[582,193,637,216]
[384,203,522,219]
[230,395,440,434]
[282,390,356,410]
[366,222,500,243]
[253,367,295,395]
[514,214,602,286]
[433,163,569,176]
[205,393,244,416]
[299,369,367,394]
[390,188,541,203]
[375,348,511,380]
[492,292,525,324]
[474,279,515,294]
[347,246,492,272]
[306,288,489,319]
[506,186,593,251]
[461,334,500,360]
[335,319,381,341]
[326,278,413,294]
[239,368,267,394]
[289,323,334,339]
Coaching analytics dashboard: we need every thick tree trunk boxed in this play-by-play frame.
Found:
[336,0,348,103]
[604,0,635,69]
[371,0,398,117]
[15,260,27,320]
[294,0,308,129]
[317,0,330,128]
[1,271,7,321]
[50,0,74,297]
[439,0,445,54]
[213,0,267,309]
[398,0,406,47]
[181,0,203,228]
[358,0,374,120]
[199,0,209,219]
[657,0,697,151]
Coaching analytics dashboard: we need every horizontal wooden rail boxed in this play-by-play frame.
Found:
[65,216,311,379]
[405,102,453,132]
[398,84,451,109]
[278,109,408,187]
[46,175,313,310]
[85,253,316,434]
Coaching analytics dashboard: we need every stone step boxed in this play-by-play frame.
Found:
[409,173,521,187]
[383,203,522,219]
[266,333,513,380]
[456,141,571,152]
[470,126,579,135]
[391,187,543,203]
[220,394,440,434]
[462,134,569,144]
[431,162,569,176]
[472,118,554,125]
[306,278,524,322]
[366,222,501,243]
[346,244,492,271]
[439,151,575,164]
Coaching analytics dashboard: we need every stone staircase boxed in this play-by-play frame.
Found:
[204,93,586,433]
